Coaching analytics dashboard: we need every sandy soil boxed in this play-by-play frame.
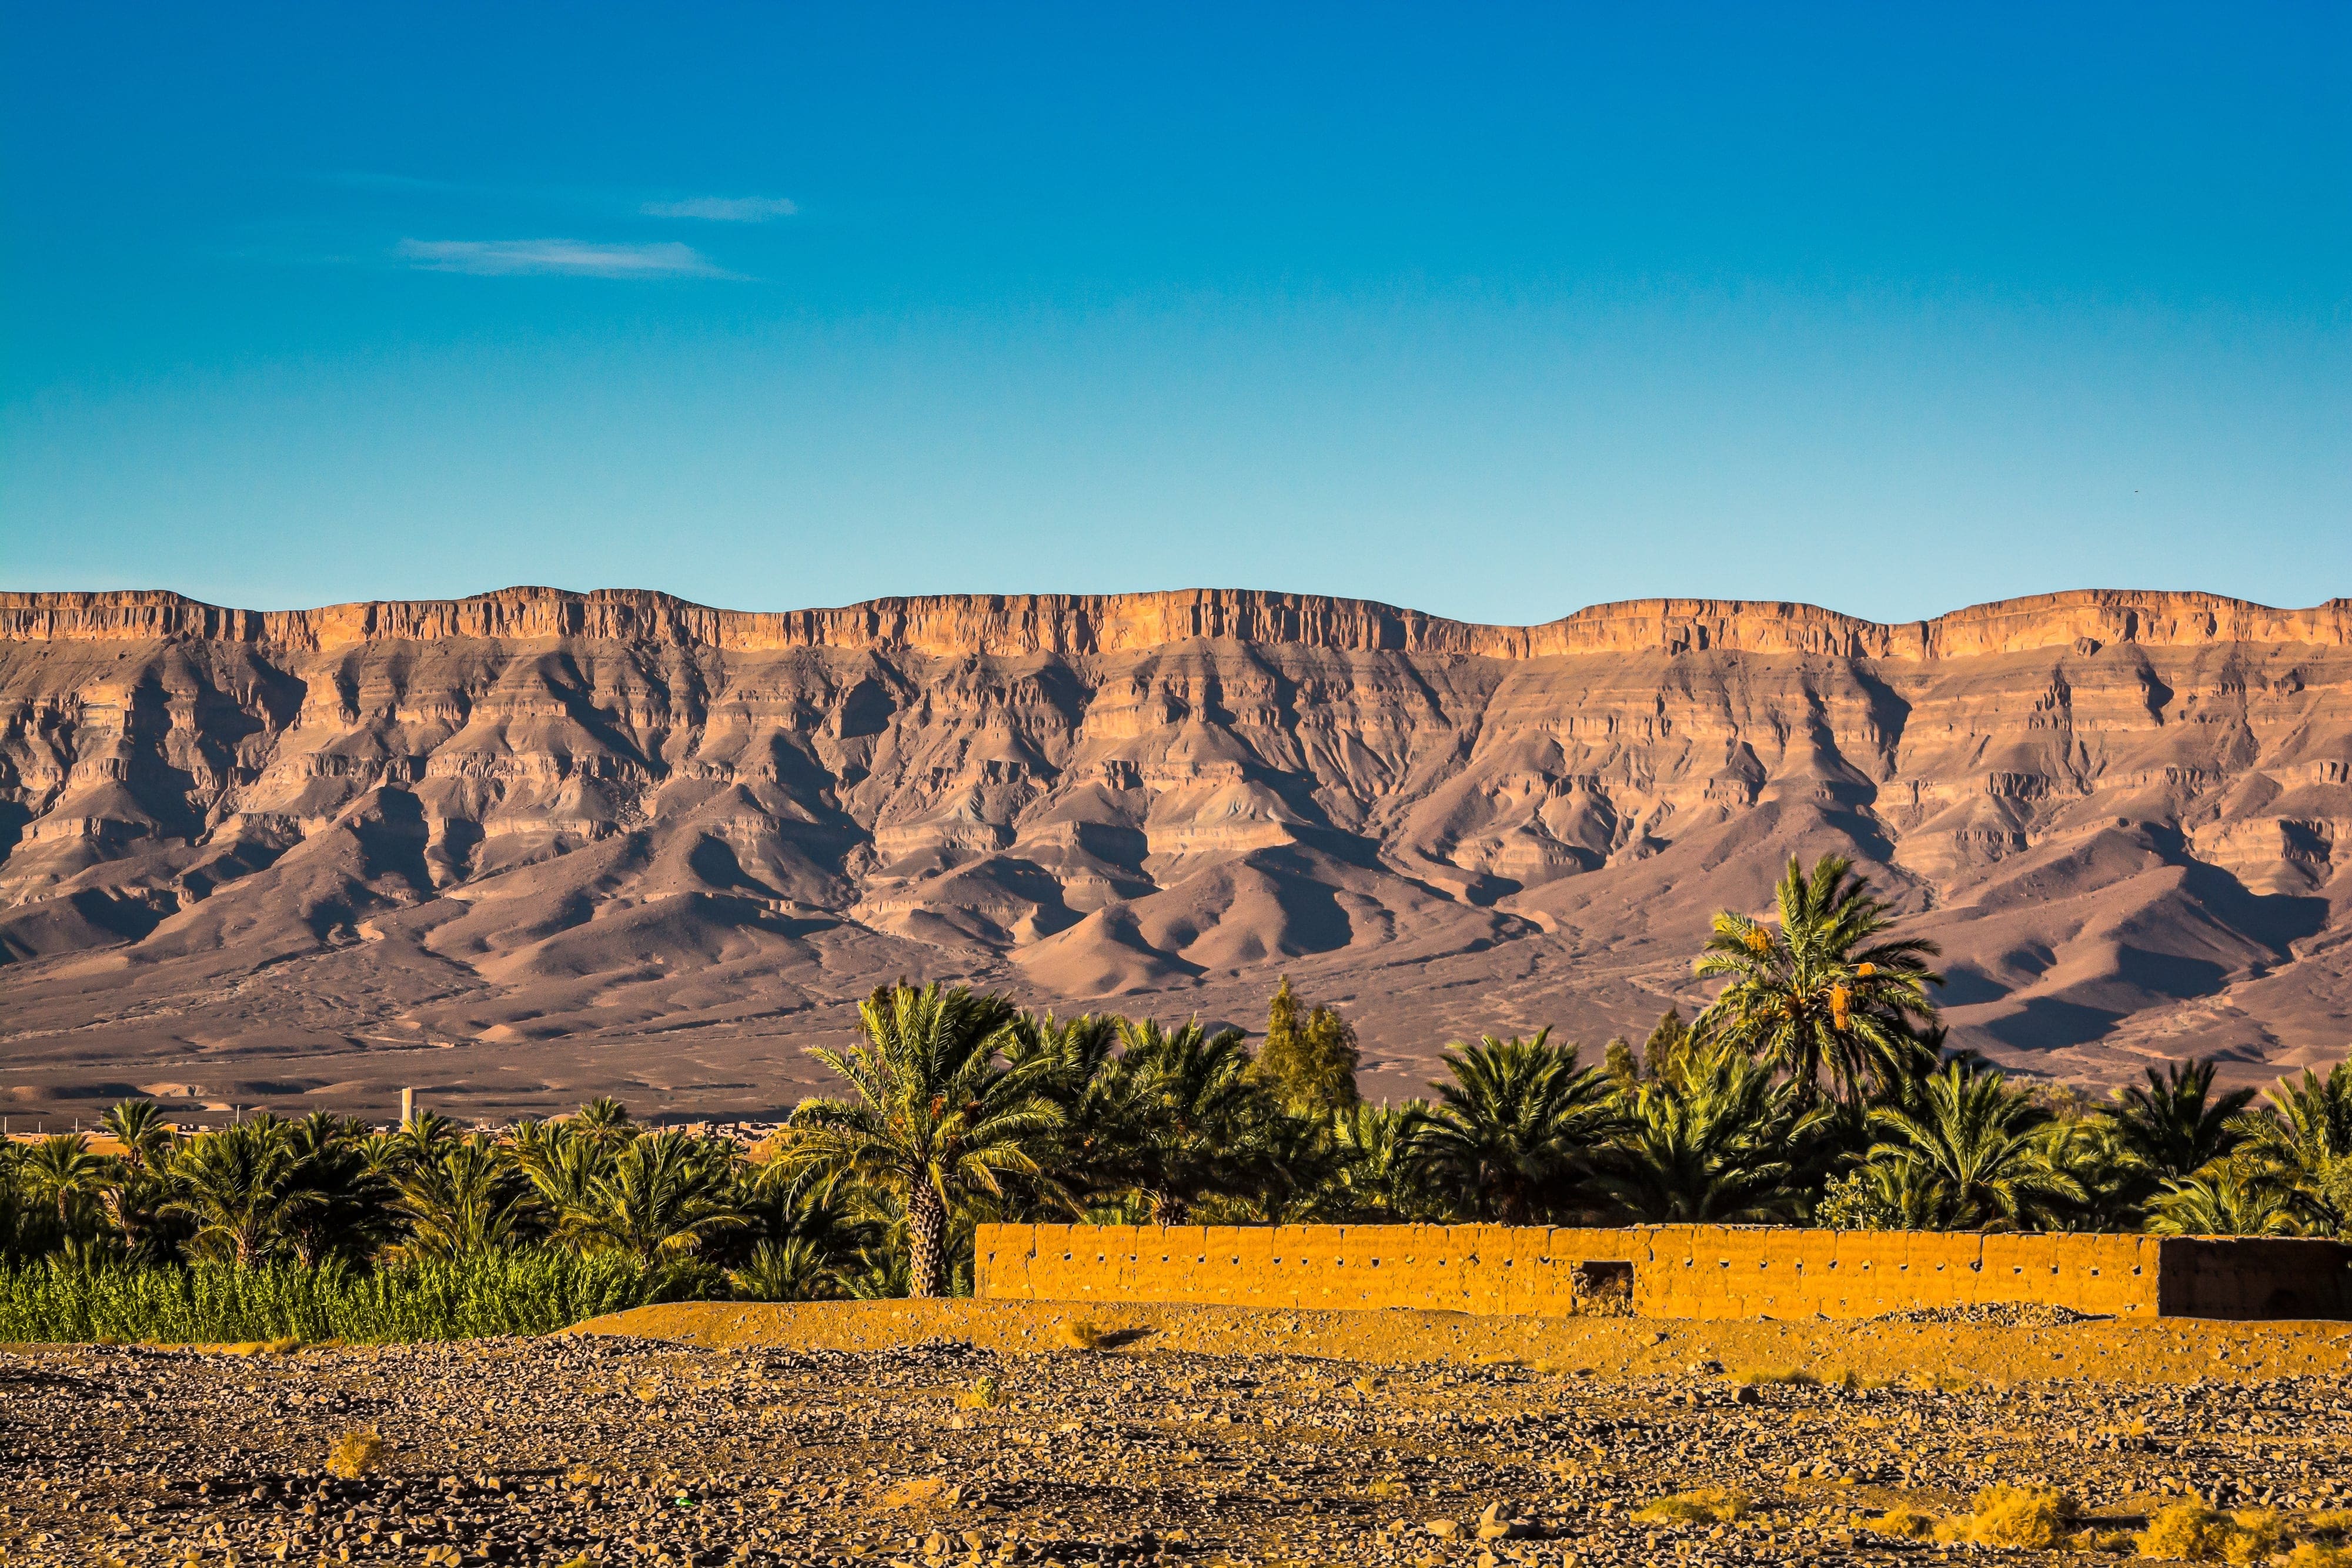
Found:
[584,1297,2352,1386]
[5,1299,2351,1566]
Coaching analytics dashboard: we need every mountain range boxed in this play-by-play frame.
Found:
[2,584,2347,1121]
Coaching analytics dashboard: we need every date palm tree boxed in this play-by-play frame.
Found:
[1865,1061,2083,1230]
[21,1133,109,1240]
[393,1133,540,1259]
[1693,854,1942,1106]
[1100,1018,1272,1225]
[574,1096,639,1150]
[2147,1157,2304,1236]
[1601,1041,1820,1222]
[285,1112,395,1266]
[562,1129,744,1263]
[2236,1062,2352,1232]
[780,982,1062,1297]
[514,1118,614,1221]
[728,1164,878,1302]
[1405,1031,1618,1224]
[164,1116,319,1266]
[2112,1058,2254,1191]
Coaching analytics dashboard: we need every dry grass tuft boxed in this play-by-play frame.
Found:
[1366,1478,1411,1502]
[1932,1483,2078,1549]
[957,1375,1005,1410]
[1868,1507,1936,1539]
[1728,1367,1818,1388]
[1060,1318,1105,1351]
[1633,1487,1747,1525]
[2138,1502,2231,1560]
[324,1425,383,1480]
[2284,1546,2352,1568]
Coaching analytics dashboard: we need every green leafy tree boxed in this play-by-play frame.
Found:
[1601,1041,1820,1222]
[1405,1031,1618,1223]
[1641,1009,1694,1088]
[1325,1100,1436,1219]
[574,1096,639,1151]
[1864,1062,2084,1230]
[2035,1111,2146,1231]
[513,1116,614,1220]
[781,983,1062,1297]
[1813,1156,1946,1229]
[1252,977,1362,1118]
[727,1164,878,1301]
[1693,854,1942,1106]
[284,1112,396,1267]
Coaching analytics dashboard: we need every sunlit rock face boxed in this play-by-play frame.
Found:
[1,586,2347,1118]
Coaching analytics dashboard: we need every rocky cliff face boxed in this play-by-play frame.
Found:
[1,586,2346,1119]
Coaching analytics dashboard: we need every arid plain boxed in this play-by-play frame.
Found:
[7,1301,2352,1566]
[2,585,2349,1120]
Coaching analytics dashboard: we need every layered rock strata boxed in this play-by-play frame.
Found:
[1,586,2346,1118]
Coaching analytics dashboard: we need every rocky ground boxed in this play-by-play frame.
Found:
[5,1305,2351,1567]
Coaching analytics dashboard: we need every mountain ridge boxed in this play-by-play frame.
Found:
[7,584,2351,660]
[1,582,2346,1121]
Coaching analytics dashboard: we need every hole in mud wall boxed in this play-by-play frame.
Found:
[1573,1261,1634,1314]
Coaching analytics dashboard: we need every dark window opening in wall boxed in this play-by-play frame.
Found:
[1572,1261,1635,1315]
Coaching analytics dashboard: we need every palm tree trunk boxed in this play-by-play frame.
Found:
[906,1181,948,1298]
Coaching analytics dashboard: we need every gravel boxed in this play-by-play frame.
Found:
[4,1329,2348,1565]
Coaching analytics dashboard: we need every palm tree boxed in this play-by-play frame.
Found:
[393,1134,540,1259]
[2147,1159,2304,1236]
[514,1119,614,1221]
[2112,1058,2254,1185]
[1601,1041,1819,1222]
[780,982,1061,1297]
[1865,1061,2084,1229]
[391,1109,461,1171]
[1000,1012,1126,1207]
[1405,1031,1618,1224]
[563,1130,744,1263]
[2235,1064,2352,1232]
[284,1112,395,1266]
[728,1164,878,1301]
[1327,1100,1432,1220]
[99,1101,176,1170]
[92,1104,181,1262]
[20,1133,109,1239]
[574,1096,639,1150]
[2035,1111,2146,1231]
[1693,854,1943,1106]
[1099,1018,1272,1225]
[165,1118,319,1266]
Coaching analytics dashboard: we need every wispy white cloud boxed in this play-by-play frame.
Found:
[640,195,799,222]
[393,238,739,279]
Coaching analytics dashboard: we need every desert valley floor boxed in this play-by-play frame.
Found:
[6,1300,2352,1567]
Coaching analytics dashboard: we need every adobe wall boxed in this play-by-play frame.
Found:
[973,1224,2352,1321]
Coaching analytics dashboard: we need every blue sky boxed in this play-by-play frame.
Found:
[3,4,2346,626]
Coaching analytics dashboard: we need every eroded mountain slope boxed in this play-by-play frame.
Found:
[1,586,2346,1118]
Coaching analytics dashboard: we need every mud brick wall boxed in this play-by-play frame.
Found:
[973,1224,2352,1321]
[2156,1238,2352,1320]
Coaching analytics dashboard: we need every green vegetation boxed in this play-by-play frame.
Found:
[4,854,2346,1337]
